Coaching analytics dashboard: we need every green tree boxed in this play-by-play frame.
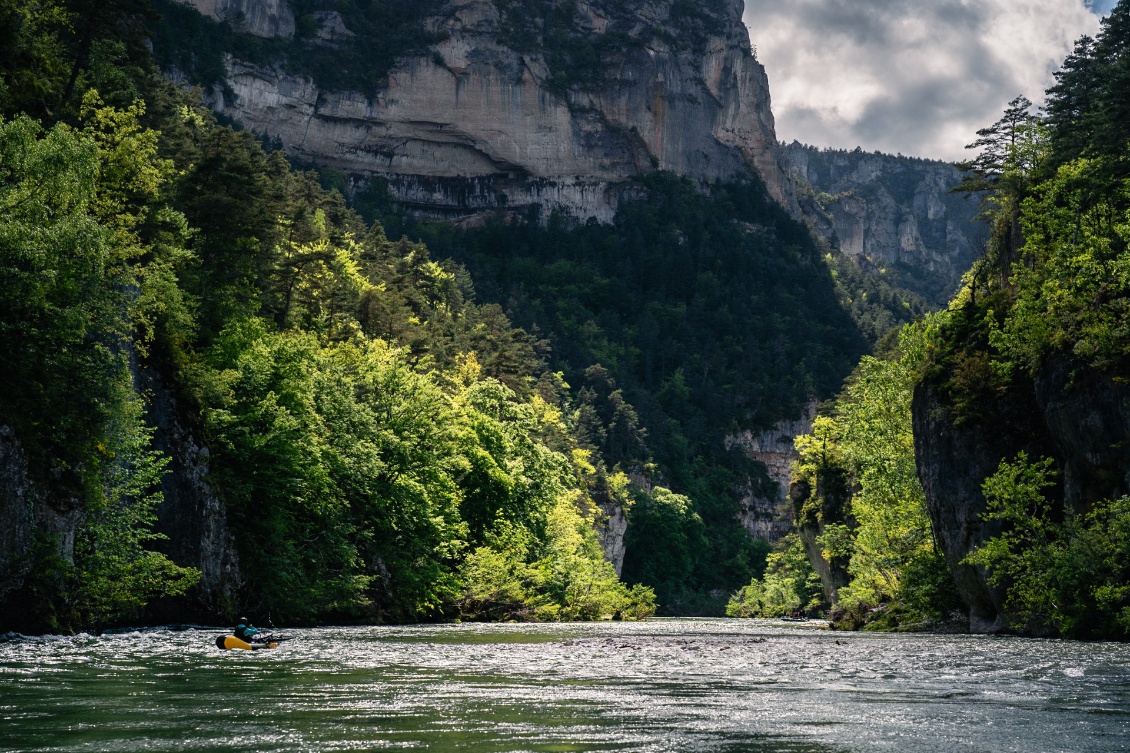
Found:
[727,534,820,618]
[71,384,200,629]
[621,486,707,613]
[965,453,1130,640]
[828,323,935,608]
[0,4,661,631]
[788,321,959,626]
[0,0,69,116]
[0,101,201,632]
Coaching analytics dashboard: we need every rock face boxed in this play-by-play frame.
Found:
[0,427,34,605]
[173,0,294,38]
[912,359,1130,633]
[0,375,240,631]
[141,368,242,623]
[595,500,628,576]
[170,0,798,221]
[726,400,817,542]
[785,142,982,303]
[0,428,87,631]
[1034,359,1130,509]
[790,473,850,606]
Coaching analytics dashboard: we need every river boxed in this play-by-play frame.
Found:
[1,619,1127,753]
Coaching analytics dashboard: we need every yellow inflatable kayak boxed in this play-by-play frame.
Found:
[215,635,279,650]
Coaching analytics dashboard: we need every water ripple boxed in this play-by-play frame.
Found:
[0,620,1127,753]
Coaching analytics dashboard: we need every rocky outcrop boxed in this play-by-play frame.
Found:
[790,474,850,606]
[595,500,628,576]
[0,427,33,603]
[912,359,1130,633]
[0,376,241,630]
[912,384,1030,633]
[0,429,88,631]
[1035,359,1130,509]
[140,368,241,623]
[785,142,982,304]
[726,400,817,542]
[173,0,294,38]
[169,0,798,221]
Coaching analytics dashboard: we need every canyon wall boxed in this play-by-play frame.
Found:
[912,359,1130,633]
[0,375,240,631]
[785,142,983,304]
[173,0,294,38]
[169,0,797,222]
[140,368,242,623]
[0,427,38,613]
[726,401,818,542]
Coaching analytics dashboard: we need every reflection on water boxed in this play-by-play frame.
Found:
[1,619,1127,753]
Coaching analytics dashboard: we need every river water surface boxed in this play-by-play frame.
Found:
[1,619,1127,753]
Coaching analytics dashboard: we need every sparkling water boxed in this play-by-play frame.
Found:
[1,619,1127,752]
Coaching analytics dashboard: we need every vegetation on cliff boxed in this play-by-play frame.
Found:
[496,0,731,94]
[146,0,944,617]
[1,0,1027,632]
[0,90,202,631]
[966,455,1130,639]
[929,2,1130,640]
[728,323,962,628]
[751,2,1130,639]
[150,0,734,100]
[371,173,880,613]
[149,0,444,98]
[0,0,655,631]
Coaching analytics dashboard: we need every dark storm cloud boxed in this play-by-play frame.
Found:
[743,0,1104,160]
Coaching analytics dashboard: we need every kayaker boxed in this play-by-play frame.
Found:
[234,617,261,643]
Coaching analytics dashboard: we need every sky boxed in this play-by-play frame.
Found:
[742,0,1117,161]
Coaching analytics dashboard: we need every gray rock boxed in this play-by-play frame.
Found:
[0,427,33,602]
[785,142,983,304]
[181,0,797,221]
[173,0,294,38]
[596,499,628,577]
[911,360,1130,633]
[140,367,242,623]
[726,400,818,543]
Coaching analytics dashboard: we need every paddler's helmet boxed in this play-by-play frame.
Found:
[240,616,249,623]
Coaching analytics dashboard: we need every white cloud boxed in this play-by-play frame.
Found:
[743,0,1106,161]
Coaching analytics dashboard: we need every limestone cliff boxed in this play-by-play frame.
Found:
[0,428,87,631]
[163,0,798,221]
[912,358,1130,633]
[0,427,36,608]
[596,498,628,577]
[173,0,294,37]
[725,400,817,542]
[140,368,242,623]
[0,375,240,630]
[785,142,982,304]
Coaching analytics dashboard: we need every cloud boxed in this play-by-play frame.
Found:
[743,0,1105,160]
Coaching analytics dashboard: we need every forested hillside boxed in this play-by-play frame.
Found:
[0,0,979,632]
[347,159,940,614]
[0,0,657,632]
[145,0,952,614]
[731,3,1130,640]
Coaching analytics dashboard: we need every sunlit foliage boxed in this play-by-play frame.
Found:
[725,534,820,618]
[781,323,960,627]
[0,101,200,631]
[966,454,1130,640]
